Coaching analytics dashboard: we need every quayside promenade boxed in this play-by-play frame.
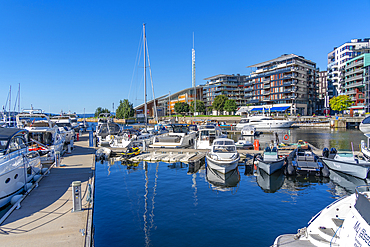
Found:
[0,134,95,247]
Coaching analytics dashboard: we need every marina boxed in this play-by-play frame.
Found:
[0,121,369,246]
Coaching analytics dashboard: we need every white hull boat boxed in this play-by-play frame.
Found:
[236,116,294,130]
[274,185,370,247]
[196,124,227,150]
[206,138,240,174]
[17,111,65,165]
[150,124,196,148]
[0,128,42,208]
[321,148,370,179]
[359,115,370,134]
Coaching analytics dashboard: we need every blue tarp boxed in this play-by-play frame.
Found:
[269,106,290,112]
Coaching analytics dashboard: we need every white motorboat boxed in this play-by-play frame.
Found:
[0,127,42,208]
[16,111,65,165]
[150,124,197,148]
[359,115,370,133]
[111,128,154,148]
[236,115,294,130]
[196,124,227,149]
[50,116,75,144]
[361,137,370,159]
[96,121,122,147]
[273,185,370,247]
[95,147,112,161]
[321,147,370,179]
[255,146,286,175]
[206,138,240,174]
[240,125,256,136]
[235,138,253,149]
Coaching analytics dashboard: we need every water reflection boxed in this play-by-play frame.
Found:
[206,166,240,193]
[256,168,285,193]
[229,128,365,151]
[327,169,369,198]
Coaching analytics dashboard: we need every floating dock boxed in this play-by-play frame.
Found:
[0,134,95,247]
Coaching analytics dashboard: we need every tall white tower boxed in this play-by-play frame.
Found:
[192,33,196,114]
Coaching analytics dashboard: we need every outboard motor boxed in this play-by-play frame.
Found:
[330,147,337,154]
[322,147,329,158]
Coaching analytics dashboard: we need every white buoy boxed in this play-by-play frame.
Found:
[11,195,23,205]
[67,143,72,154]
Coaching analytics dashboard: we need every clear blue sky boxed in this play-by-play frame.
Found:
[1,0,369,114]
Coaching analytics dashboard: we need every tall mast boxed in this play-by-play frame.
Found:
[8,85,11,123]
[143,23,147,129]
[192,33,196,115]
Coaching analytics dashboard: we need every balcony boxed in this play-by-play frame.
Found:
[346,60,364,69]
[247,99,259,104]
[245,81,253,86]
[263,91,271,95]
[345,74,363,83]
[263,84,271,89]
[245,88,253,92]
[263,79,270,84]
[343,81,365,89]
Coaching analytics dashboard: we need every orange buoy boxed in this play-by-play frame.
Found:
[253,139,260,150]
[283,134,289,141]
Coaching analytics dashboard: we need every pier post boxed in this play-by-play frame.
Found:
[72,181,82,212]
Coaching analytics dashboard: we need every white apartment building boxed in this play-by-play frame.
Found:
[327,38,370,96]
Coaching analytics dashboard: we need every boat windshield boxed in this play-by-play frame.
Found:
[172,125,189,134]
[29,132,53,145]
[239,119,249,124]
[55,123,72,128]
[0,139,7,152]
[213,145,236,153]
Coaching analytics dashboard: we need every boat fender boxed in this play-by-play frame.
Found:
[41,168,49,175]
[322,148,329,158]
[283,135,289,141]
[25,182,33,191]
[33,174,41,182]
[11,195,23,205]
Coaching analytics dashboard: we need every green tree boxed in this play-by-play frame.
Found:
[190,100,205,114]
[116,99,134,119]
[224,99,237,114]
[329,95,353,113]
[212,95,228,115]
[94,107,110,117]
[174,102,189,115]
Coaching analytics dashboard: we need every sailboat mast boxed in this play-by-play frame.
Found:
[143,23,147,129]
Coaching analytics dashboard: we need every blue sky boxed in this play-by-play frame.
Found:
[1,0,370,114]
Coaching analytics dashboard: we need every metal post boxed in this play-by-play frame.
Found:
[72,181,82,212]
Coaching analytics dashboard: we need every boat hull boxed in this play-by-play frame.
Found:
[321,157,370,179]
[206,155,239,174]
[257,158,285,175]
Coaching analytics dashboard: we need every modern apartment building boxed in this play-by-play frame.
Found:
[327,38,370,96]
[243,54,318,115]
[341,53,370,114]
[202,74,247,114]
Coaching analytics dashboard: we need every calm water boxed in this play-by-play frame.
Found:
[93,128,369,247]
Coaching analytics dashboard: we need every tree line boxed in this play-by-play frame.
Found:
[94,95,238,119]
[95,94,354,119]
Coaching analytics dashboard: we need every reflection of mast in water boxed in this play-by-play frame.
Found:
[143,161,159,247]
[192,173,198,207]
[143,161,149,246]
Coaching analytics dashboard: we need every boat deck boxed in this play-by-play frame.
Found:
[0,134,95,247]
